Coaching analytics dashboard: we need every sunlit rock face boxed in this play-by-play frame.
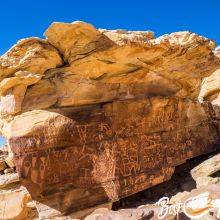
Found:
[0,22,219,119]
[0,21,220,216]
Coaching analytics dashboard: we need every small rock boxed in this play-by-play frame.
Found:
[0,186,34,220]
[5,152,15,168]
[85,207,154,220]
[4,167,14,174]
[0,172,19,188]
[170,184,220,219]
[170,191,190,204]
[0,159,7,171]
[191,154,220,188]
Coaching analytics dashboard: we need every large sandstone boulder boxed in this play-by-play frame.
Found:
[0,21,220,217]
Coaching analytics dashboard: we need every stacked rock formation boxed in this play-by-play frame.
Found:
[0,21,220,218]
[0,147,37,219]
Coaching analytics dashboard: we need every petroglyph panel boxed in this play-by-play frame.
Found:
[9,97,220,213]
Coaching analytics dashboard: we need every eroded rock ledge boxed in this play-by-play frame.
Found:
[0,21,220,218]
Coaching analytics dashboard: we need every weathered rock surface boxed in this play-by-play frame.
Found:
[191,154,220,188]
[86,184,220,219]
[0,173,20,189]
[0,38,63,78]
[0,148,38,220]
[85,207,154,220]
[86,154,220,220]
[100,28,154,45]
[5,97,220,216]
[0,37,62,118]
[0,22,219,121]
[199,69,220,106]
[0,21,220,218]
[0,186,34,220]
[176,184,220,219]
[0,159,6,171]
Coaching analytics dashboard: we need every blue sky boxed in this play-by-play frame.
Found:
[0,0,220,145]
[0,0,220,55]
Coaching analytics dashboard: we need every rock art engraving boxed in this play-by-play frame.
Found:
[1,21,220,215]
